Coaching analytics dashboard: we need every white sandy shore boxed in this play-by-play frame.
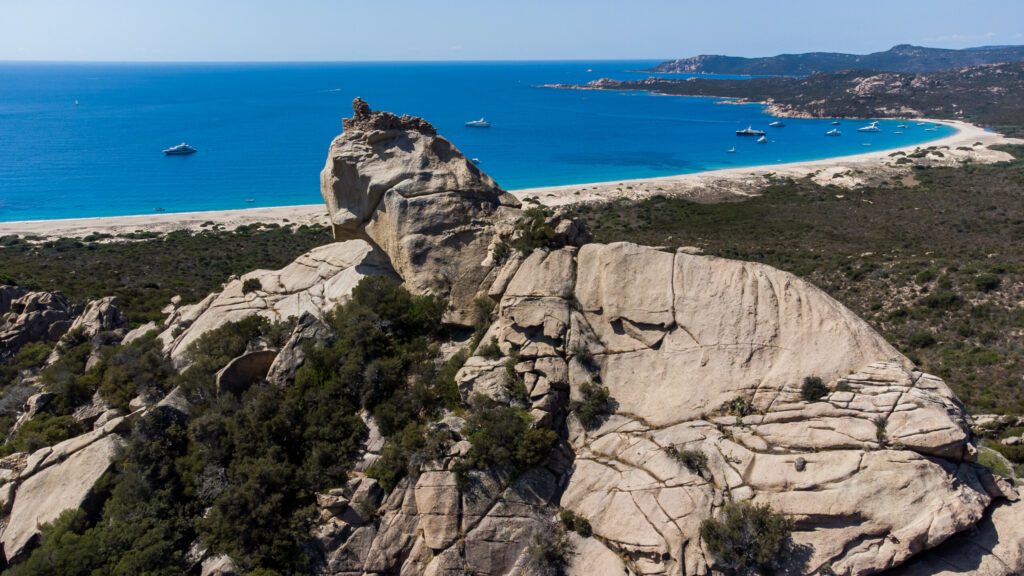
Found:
[1,120,1020,239]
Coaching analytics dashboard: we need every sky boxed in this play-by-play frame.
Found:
[1,0,1021,62]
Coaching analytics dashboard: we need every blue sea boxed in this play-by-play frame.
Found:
[0,61,956,222]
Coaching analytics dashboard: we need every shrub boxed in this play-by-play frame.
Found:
[98,332,174,411]
[920,290,962,310]
[241,278,262,294]
[800,376,829,402]
[666,446,708,475]
[700,501,794,575]
[973,273,1001,292]
[511,208,558,254]
[907,329,937,349]
[559,509,592,537]
[459,396,557,474]
[572,381,612,429]
[478,339,502,359]
[523,528,574,576]
[725,396,753,418]
[1,413,86,455]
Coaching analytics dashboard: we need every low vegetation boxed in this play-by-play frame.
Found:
[800,376,829,402]
[0,223,331,325]
[5,276,564,574]
[700,501,796,575]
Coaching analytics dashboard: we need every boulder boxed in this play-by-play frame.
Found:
[215,349,279,395]
[266,312,336,386]
[0,288,76,362]
[159,240,396,365]
[320,98,521,327]
[1,434,123,561]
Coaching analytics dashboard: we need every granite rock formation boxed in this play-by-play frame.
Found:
[159,239,395,365]
[320,98,522,327]
[2,103,1021,575]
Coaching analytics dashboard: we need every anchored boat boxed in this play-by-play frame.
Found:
[736,125,766,136]
[163,142,197,156]
[465,118,491,128]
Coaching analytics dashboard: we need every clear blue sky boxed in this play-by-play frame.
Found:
[1,0,1021,62]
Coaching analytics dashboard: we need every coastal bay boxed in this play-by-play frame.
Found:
[1,118,1015,237]
[0,61,958,223]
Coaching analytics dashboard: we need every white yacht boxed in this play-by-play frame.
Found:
[757,135,768,144]
[736,125,766,136]
[769,121,785,128]
[163,142,197,156]
[826,128,842,136]
[465,118,491,128]
[857,121,881,133]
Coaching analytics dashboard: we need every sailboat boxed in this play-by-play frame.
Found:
[727,146,736,153]
[826,128,842,136]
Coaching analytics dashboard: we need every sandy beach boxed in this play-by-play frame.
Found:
[1,119,1019,239]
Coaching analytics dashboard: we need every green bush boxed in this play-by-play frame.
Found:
[1,413,86,456]
[477,339,502,359]
[907,329,937,349]
[241,278,263,294]
[725,396,753,418]
[511,208,558,254]
[700,501,795,575]
[666,446,708,475]
[98,332,174,411]
[973,273,1001,292]
[524,527,574,576]
[800,376,829,402]
[572,381,612,429]
[559,509,592,537]
[459,396,557,474]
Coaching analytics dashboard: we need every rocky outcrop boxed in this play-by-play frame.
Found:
[0,287,76,362]
[266,312,336,387]
[46,296,128,369]
[159,240,395,365]
[0,413,133,562]
[216,349,279,395]
[304,107,1022,576]
[320,99,522,327]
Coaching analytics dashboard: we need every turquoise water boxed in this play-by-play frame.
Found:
[0,61,955,222]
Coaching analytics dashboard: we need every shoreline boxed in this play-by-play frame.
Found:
[1,119,1019,238]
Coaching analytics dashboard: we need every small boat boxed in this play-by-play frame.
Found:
[154,207,166,212]
[736,125,766,136]
[471,157,481,164]
[916,122,927,126]
[897,123,908,129]
[863,143,872,146]
[465,118,491,128]
[757,135,768,144]
[727,146,736,153]
[925,127,938,132]
[894,131,904,134]
[857,121,881,133]
[832,121,841,125]
[826,128,842,136]
[769,121,785,128]
[163,142,197,155]
[586,68,593,72]
[74,99,79,106]
[246,198,255,203]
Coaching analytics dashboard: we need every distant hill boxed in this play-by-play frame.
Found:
[649,44,1024,75]
[571,62,1024,136]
